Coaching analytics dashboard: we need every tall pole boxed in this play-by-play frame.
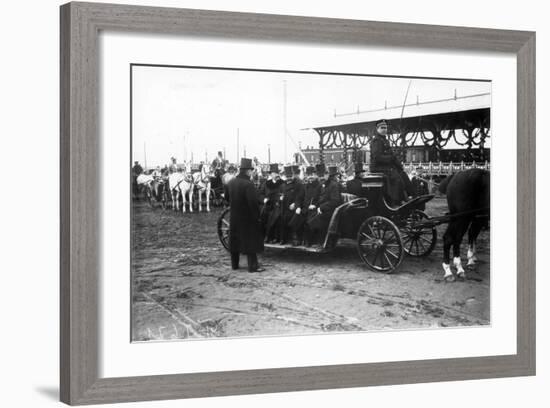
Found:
[143,142,147,170]
[268,144,271,164]
[237,128,240,164]
[283,80,287,164]
[244,145,247,158]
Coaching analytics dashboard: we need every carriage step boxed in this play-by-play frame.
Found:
[264,243,329,253]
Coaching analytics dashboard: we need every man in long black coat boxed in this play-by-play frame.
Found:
[370,119,415,205]
[226,158,265,272]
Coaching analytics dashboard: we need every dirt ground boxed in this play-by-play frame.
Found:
[131,196,490,341]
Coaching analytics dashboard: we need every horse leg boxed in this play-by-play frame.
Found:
[442,222,454,281]
[187,187,193,213]
[206,184,211,212]
[452,219,470,280]
[171,190,177,211]
[442,218,467,281]
[181,188,190,214]
[197,187,202,212]
[467,218,484,266]
[147,185,153,208]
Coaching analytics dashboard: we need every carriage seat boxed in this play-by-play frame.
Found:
[360,173,385,189]
[341,192,358,203]
[348,173,385,199]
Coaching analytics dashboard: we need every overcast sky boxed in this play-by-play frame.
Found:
[132,65,490,167]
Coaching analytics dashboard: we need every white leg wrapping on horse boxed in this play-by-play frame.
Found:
[188,189,193,212]
[453,256,465,276]
[467,244,478,265]
[442,262,453,278]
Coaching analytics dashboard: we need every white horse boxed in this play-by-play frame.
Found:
[168,171,193,213]
[191,165,212,212]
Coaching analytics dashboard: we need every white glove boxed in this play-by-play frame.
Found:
[295,208,301,215]
[317,208,322,214]
[263,198,269,203]
[308,204,316,210]
[279,196,284,201]
[289,203,296,211]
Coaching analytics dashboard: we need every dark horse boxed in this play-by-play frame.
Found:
[438,168,490,282]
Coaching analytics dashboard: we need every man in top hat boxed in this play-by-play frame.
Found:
[225,158,265,272]
[308,165,342,245]
[280,164,305,245]
[301,165,324,246]
[345,159,366,197]
[258,163,284,242]
[369,119,415,205]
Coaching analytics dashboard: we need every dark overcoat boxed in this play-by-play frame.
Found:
[259,178,284,203]
[258,178,284,232]
[319,178,342,219]
[369,134,401,173]
[303,179,322,209]
[281,178,305,226]
[226,173,264,254]
[282,179,305,208]
[369,134,414,204]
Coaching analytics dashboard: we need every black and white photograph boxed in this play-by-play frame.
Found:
[130,64,491,341]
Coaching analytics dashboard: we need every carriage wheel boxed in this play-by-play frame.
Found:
[217,208,231,251]
[356,216,404,273]
[401,210,437,257]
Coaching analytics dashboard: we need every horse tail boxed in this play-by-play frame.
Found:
[438,174,454,195]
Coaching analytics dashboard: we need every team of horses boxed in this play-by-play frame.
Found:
[136,165,235,213]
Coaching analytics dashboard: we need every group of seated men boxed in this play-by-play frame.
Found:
[257,163,344,247]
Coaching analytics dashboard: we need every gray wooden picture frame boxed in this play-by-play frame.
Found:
[60,1,536,405]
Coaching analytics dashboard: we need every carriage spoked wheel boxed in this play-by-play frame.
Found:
[400,210,437,257]
[217,208,231,251]
[356,216,404,273]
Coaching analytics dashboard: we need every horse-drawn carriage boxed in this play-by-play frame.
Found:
[217,173,439,273]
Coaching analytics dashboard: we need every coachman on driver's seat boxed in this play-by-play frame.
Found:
[369,119,415,206]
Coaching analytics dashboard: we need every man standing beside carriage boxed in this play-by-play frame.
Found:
[225,158,265,273]
[369,119,415,206]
